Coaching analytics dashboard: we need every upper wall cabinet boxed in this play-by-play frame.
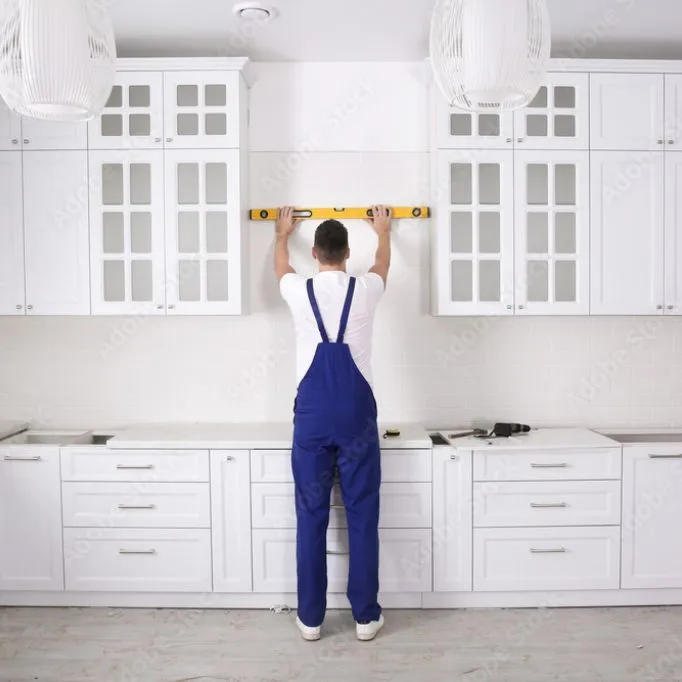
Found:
[88,72,164,149]
[590,74,665,150]
[0,153,25,315]
[163,72,242,149]
[0,99,21,150]
[21,119,87,150]
[513,73,589,150]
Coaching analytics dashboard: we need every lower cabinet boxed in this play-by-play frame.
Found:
[0,446,64,591]
[622,446,682,589]
[251,528,432,594]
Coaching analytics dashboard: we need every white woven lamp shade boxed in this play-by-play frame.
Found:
[430,0,551,112]
[0,0,116,121]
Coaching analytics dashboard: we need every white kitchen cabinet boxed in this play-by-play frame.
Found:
[433,149,514,315]
[433,449,473,592]
[622,446,682,589]
[21,118,88,150]
[163,71,242,149]
[88,71,164,149]
[514,151,590,314]
[88,150,167,315]
[165,149,244,314]
[210,451,252,593]
[22,151,91,315]
[513,73,589,150]
[0,152,25,315]
[590,74,664,150]
[0,446,63,591]
[664,152,682,314]
[590,151,665,314]
[0,98,21,150]
[664,75,682,147]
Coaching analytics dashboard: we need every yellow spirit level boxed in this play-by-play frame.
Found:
[249,206,430,221]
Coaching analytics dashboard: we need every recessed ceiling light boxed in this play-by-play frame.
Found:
[233,2,277,21]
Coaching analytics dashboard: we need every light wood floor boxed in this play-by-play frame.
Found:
[1,606,682,681]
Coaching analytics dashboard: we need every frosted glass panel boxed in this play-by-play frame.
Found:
[479,213,500,253]
[479,164,500,205]
[451,164,472,205]
[554,87,575,108]
[527,261,549,302]
[129,114,150,137]
[177,85,198,106]
[177,164,199,204]
[451,212,473,253]
[178,113,198,136]
[131,261,153,302]
[527,115,548,137]
[529,87,547,108]
[450,114,471,136]
[106,86,122,108]
[178,212,200,253]
[103,213,124,253]
[179,260,201,301]
[129,164,151,205]
[555,213,577,254]
[101,114,122,137]
[206,163,227,204]
[527,213,549,253]
[129,85,150,107]
[102,164,123,205]
[556,261,577,302]
[207,261,229,301]
[206,212,228,253]
[205,84,226,106]
[130,213,152,253]
[527,164,548,205]
[479,261,501,302]
[205,113,227,136]
[451,261,473,302]
[555,115,575,138]
[103,261,125,302]
[555,165,576,205]
[479,114,500,137]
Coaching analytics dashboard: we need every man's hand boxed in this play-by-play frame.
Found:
[366,205,392,235]
[276,206,299,238]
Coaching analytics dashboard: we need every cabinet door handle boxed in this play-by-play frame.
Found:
[117,504,156,510]
[15,304,22,310]
[517,138,524,143]
[506,137,512,143]
[449,453,458,460]
[225,455,235,462]
[26,305,33,310]
[530,462,567,468]
[506,304,512,310]
[657,304,664,310]
[166,137,173,143]
[168,304,176,310]
[326,549,349,555]
[658,139,664,144]
[119,549,157,555]
[669,139,675,145]
[154,137,162,143]
[530,502,567,508]
[530,547,566,554]
[667,305,674,310]
[11,138,18,145]
[3,455,41,461]
[116,464,154,470]
[648,453,682,459]
[23,139,29,144]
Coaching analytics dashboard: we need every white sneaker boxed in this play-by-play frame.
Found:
[296,616,321,641]
[356,614,384,641]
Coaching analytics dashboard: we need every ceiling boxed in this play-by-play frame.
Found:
[110,0,682,62]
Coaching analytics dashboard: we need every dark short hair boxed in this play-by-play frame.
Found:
[314,219,349,265]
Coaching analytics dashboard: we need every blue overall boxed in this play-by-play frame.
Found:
[292,276,382,627]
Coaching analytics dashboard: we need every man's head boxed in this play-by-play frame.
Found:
[312,219,350,268]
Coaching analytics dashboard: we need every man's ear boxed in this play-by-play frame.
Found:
[346,248,351,260]
[312,247,318,261]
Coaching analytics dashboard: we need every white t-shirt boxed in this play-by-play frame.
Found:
[280,271,385,387]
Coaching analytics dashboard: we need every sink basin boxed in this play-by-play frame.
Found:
[604,433,682,444]
[68,433,114,446]
[1,430,92,446]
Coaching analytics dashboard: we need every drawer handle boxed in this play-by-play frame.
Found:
[117,504,156,510]
[530,547,566,554]
[118,549,157,555]
[530,502,568,508]
[116,464,154,470]
[3,455,41,461]
[330,504,345,510]
[530,462,568,469]
[648,453,682,459]
[326,549,349,555]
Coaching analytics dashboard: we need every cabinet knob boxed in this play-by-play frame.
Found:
[518,304,525,310]
[11,138,18,145]
[506,304,512,310]
[225,455,235,462]
[168,304,175,310]
[506,137,512,143]
[669,140,675,145]
[26,304,33,310]
[166,137,173,143]
[517,138,524,143]
[657,304,663,310]
[667,305,674,310]
[154,137,161,143]
[658,139,664,144]
[15,304,22,310]
[156,304,163,310]
[23,139,29,144]
[449,454,457,460]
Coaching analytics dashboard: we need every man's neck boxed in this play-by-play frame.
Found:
[318,265,346,273]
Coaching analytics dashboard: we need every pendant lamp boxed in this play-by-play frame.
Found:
[0,0,116,122]
[430,0,551,112]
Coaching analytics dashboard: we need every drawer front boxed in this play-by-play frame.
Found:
[473,526,621,591]
[251,482,432,529]
[473,448,622,482]
[252,528,431,593]
[63,528,211,592]
[62,482,210,529]
[250,449,431,484]
[61,449,209,482]
[473,480,621,528]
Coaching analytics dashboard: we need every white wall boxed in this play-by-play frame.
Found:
[1,61,682,430]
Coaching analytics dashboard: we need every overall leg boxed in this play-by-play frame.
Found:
[336,422,382,623]
[292,423,335,627]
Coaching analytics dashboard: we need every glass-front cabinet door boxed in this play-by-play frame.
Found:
[514,151,590,314]
[433,150,514,315]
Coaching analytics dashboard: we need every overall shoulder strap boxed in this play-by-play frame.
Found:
[336,277,356,344]
[306,279,329,343]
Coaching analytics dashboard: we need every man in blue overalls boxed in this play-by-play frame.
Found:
[275,205,392,642]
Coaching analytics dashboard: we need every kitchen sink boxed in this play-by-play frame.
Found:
[1,430,92,446]
[604,433,682,444]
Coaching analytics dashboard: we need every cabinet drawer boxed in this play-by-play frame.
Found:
[61,449,209,482]
[473,448,621,482]
[62,482,210,529]
[250,449,431,483]
[252,528,432,593]
[473,526,620,591]
[473,480,621,528]
[251,482,431,529]
[64,528,211,592]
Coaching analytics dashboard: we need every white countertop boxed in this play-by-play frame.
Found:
[106,422,432,450]
[441,427,618,450]
[0,421,29,441]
